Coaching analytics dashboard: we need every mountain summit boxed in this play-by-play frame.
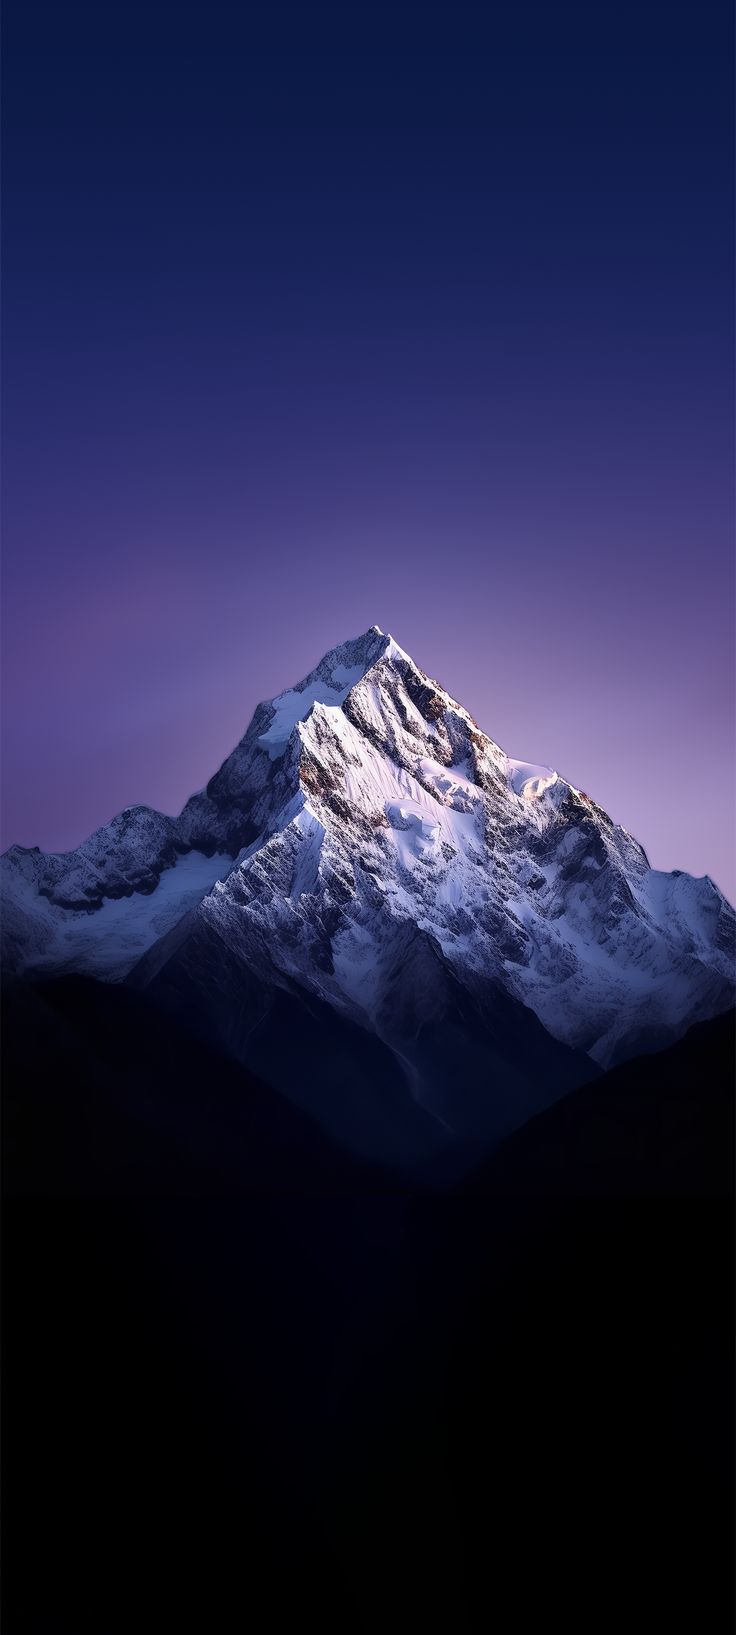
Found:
[3,628,734,1161]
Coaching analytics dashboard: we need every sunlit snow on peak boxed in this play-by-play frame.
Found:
[257,665,365,759]
[507,760,559,800]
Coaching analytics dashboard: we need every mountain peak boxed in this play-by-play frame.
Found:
[253,626,391,761]
[2,625,733,1145]
[247,625,432,766]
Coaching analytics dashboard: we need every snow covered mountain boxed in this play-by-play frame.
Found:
[3,626,734,1161]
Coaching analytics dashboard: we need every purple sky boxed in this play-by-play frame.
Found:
[3,2,734,900]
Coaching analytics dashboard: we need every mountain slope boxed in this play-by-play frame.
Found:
[1,973,405,1196]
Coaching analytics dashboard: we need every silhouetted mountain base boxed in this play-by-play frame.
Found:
[2,994,734,1632]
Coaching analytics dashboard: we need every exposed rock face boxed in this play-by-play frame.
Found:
[3,625,733,1161]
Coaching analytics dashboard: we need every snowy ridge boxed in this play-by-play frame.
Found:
[507,760,559,800]
[2,627,734,1122]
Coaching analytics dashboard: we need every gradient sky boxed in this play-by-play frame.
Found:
[3,2,734,899]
